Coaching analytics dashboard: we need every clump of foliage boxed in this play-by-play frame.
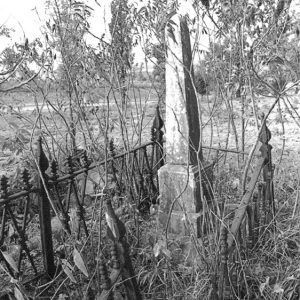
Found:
[194,68,208,95]
[109,0,133,109]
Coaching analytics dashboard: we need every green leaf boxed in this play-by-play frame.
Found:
[162,247,171,259]
[62,259,76,283]
[14,287,25,300]
[8,121,18,130]
[73,248,89,277]
[153,241,161,257]
[1,251,18,273]
[8,224,15,238]
[69,209,79,233]
[167,24,177,44]
[61,259,73,270]
[259,277,269,295]
[273,283,284,294]
[254,263,264,275]
[153,239,169,258]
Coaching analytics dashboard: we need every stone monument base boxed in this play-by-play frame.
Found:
[157,163,213,237]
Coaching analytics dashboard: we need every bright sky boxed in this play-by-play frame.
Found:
[2,0,300,38]
[0,0,45,44]
[0,0,110,48]
[1,0,300,61]
[0,0,209,66]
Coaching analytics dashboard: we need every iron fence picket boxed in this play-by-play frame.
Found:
[217,118,276,299]
[38,138,56,279]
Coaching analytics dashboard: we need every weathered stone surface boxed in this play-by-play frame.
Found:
[174,236,203,266]
[159,1,214,239]
[158,164,201,213]
[158,163,214,236]
[165,40,189,164]
[158,163,213,209]
[165,15,201,165]
[157,210,201,236]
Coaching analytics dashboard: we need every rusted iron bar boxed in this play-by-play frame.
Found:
[0,188,39,206]
[37,137,56,278]
[6,204,37,274]
[17,169,35,272]
[0,176,8,244]
[0,111,164,204]
[0,176,16,278]
[202,145,259,156]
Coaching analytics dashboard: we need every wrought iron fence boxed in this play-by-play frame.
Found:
[0,106,164,298]
[217,117,275,299]
[0,103,276,299]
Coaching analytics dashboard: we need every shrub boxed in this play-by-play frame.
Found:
[194,70,208,95]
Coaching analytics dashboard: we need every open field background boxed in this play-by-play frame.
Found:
[1,87,300,201]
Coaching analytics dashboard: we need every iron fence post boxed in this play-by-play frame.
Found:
[259,118,276,226]
[38,137,56,278]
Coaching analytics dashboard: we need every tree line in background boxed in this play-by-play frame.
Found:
[1,0,299,94]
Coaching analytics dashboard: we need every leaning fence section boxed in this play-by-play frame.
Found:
[216,117,276,299]
[0,106,164,298]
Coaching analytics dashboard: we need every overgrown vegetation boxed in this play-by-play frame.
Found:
[1,0,300,299]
